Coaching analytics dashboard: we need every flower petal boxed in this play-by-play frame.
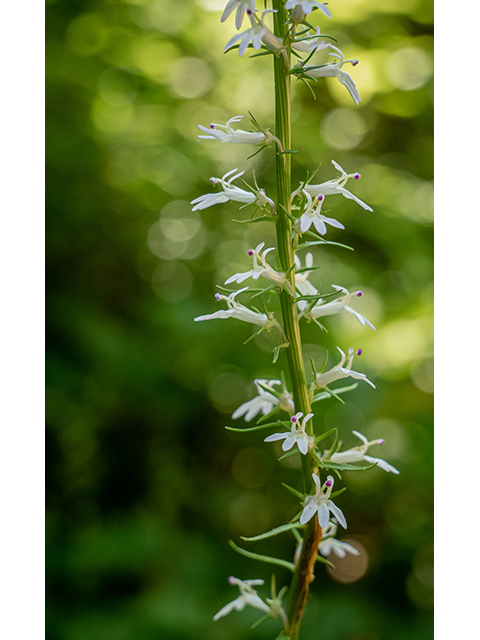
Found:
[300,500,318,525]
[328,500,347,529]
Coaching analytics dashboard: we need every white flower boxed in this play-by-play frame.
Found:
[300,473,347,528]
[221,0,256,30]
[264,412,314,455]
[303,44,361,105]
[294,251,318,313]
[294,190,345,235]
[315,347,375,389]
[306,285,376,330]
[285,1,332,19]
[194,288,277,328]
[213,576,269,621]
[191,169,274,213]
[328,430,400,474]
[232,378,292,421]
[198,115,266,145]
[318,522,360,558]
[302,160,373,212]
[225,10,285,58]
[225,242,286,288]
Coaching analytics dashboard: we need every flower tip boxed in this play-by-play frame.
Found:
[352,60,359,66]
[248,249,254,256]
[209,123,215,129]
[215,293,221,301]
[379,438,385,445]
[317,194,324,201]
[354,173,361,180]
[291,416,297,423]
[209,177,216,184]
[356,348,363,356]
[325,479,333,487]
[247,8,252,14]
[228,576,235,585]
[356,290,363,297]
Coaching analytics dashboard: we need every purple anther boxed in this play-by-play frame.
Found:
[325,479,333,487]
[317,194,324,201]
[247,8,252,14]
[228,576,235,585]
[209,177,216,184]
[352,60,359,67]
[209,123,215,129]
[215,293,221,301]
[248,250,254,256]
[379,439,385,446]
[356,290,363,297]
[354,173,361,180]
[291,416,297,423]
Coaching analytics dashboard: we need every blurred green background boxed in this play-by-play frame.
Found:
[45,1,433,639]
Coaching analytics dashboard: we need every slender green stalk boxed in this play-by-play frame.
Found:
[272,3,322,638]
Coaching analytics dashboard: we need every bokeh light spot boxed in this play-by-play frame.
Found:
[386,47,432,91]
[207,370,248,413]
[326,538,369,583]
[66,14,108,57]
[168,58,213,99]
[229,492,273,536]
[321,108,368,150]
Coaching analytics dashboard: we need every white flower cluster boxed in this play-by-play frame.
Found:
[189,2,400,627]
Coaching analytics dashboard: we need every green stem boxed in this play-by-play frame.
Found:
[272,3,322,639]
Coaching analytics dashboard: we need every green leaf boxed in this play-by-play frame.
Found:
[296,238,354,252]
[273,341,290,364]
[330,486,347,499]
[312,383,358,404]
[256,407,281,424]
[225,423,285,433]
[251,615,271,630]
[323,386,346,404]
[314,427,337,445]
[315,456,378,472]
[312,317,328,333]
[251,284,278,299]
[243,324,268,345]
[246,145,268,159]
[229,541,295,572]
[240,522,303,542]
[291,527,303,544]
[232,215,276,224]
[316,554,335,569]
[281,482,305,501]
[278,447,301,461]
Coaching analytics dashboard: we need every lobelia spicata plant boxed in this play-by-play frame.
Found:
[191,2,399,638]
